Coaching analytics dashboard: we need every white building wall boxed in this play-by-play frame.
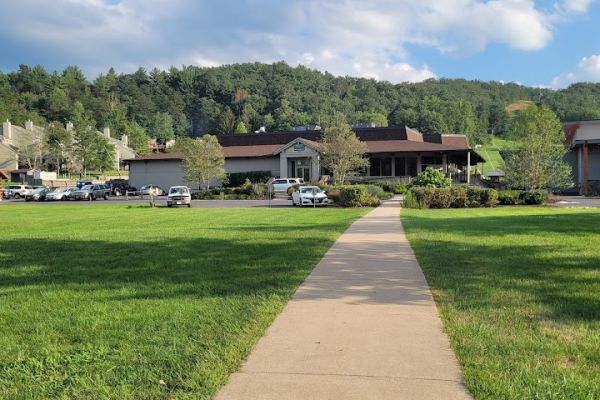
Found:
[224,157,280,176]
[574,123,600,142]
[129,160,186,192]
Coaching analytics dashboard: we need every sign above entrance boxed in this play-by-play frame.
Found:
[293,143,306,152]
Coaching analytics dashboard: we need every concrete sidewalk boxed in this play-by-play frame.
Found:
[215,200,471,400]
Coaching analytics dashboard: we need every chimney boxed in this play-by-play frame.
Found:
[121,134,128,147]
[25,120,34,131]
[66,121,74,131]
[103,127,111,138]
[2,120,11,140]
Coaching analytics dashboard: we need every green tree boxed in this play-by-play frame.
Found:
[174,135,227,189]
[320,123,369,185]
[217,108,236,134]
[234,121,248,134]
[122,120,149,156]
[46,121,72,174]
[150,112,174,144]
[505,105,573,190]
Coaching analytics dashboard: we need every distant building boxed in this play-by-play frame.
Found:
[125,126,481,190]
[564,120,600,195]
[0,120,135,172]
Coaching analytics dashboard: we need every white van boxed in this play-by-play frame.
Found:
[270,178,304,193]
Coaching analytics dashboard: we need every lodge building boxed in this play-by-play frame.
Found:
[125,126,481,191]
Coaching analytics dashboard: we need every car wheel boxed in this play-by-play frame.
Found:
[13,193,20,199]
[104,194,109,200]
[88,195,93,201]
[187,204,191,208]
[114,189,121,196]
[167,204,172,208]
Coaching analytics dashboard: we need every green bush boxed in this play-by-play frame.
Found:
[366,184,385,198]
[339,186,368,207]
[373,179,407,194]
[482,188,499,207]
[429,188,452,209]
[226,171,272,187]
[520,190,548,205]
[325,187,341,204]
[406,186,501,209]
[362,195,381,207]
[410,168,451,188]
[449,187,468,208]
[498,190,521,205]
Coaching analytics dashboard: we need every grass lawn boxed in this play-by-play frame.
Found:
[0,205,367,399]
[475,136,517,177]
[402,207,600,399]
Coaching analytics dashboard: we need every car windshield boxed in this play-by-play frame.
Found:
[81,185,94,190]
[300,187,321,194]
[169,187,189,194]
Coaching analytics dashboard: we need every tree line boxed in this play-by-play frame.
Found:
[2,62,600,155]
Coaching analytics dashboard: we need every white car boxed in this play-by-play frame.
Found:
[167,186,191,208]
[292,186,329,207]
[140,184,165,196]
[271,178,304,193]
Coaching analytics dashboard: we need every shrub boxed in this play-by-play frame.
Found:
[465,187,484,208]
[362,195,381,207]
[325,187,341,204]
[481,188,499,207]
[366,184,385,198]
[498,190,521,205]
[374,179,407,194]
[410,168,451,188]
[449,187,468,208]
[226,171,272,187]
[520,190,548,205]
[402,190,427,209]
[410,187,435,207]
[429,188,452,209]
[339,186,368,207]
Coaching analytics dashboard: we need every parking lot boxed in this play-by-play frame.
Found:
[0,197,295,208]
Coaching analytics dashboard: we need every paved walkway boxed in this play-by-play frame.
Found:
[215,200,471,400]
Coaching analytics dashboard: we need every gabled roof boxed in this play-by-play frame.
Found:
[123,152,187,162]
[273,137,321,155]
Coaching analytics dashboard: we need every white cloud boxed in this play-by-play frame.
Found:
[0,0,593,83]
[558,0,594,13]
[551,55,600,88]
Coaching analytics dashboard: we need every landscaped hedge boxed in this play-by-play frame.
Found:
[225,170,272,187]
[405,187,548,209]
[192,182,273,200]
[404,186,499,209]
[372,179,407,194]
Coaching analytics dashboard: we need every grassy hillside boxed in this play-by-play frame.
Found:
[475,136,518,177]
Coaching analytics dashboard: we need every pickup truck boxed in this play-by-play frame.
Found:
[70,184,111,201]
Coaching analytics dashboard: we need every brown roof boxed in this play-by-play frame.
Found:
[124,152,187,162]
[125,127,473,161]
[222,145,280,158]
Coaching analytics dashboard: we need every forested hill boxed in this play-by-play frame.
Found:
[2,62,600,148]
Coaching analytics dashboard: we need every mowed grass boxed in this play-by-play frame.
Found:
[0,205,367,399]
[402,207,600,399]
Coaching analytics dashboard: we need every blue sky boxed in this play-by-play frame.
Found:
[0,0,598,88]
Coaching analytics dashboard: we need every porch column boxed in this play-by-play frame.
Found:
[467,151,471,184]
[391,156,395,177]
[583,141,589,195]
[442,154,448,173]
[279,155,287,178]
[417,154,422,173]
[310,155,319,181]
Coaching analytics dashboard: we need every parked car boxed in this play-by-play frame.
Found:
[71,184,110,201]
[25,187,50,202]
[140,184,165,196]
[3,184,34,199]
[292,186,329,207]
[271,178,304,193]
[45,187,75,201]
[105,179,135,196]
[76,180,94,189]
[167,186,191,207]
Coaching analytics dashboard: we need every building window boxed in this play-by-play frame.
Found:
[381,158,392,176]
[369,157,392,176]
[407,157,418,176]
[395,157,406,176]
[370,158,381,176]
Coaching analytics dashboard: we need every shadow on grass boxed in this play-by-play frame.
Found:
[402,211,600,322]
